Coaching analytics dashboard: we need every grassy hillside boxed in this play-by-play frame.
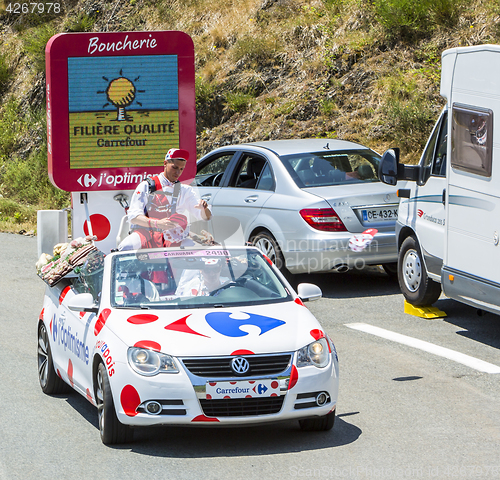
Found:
[0,0,499,234]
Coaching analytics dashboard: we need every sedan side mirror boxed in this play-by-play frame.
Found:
[297,283,322,302]
[378,148,400,186]
[67,293,99,313]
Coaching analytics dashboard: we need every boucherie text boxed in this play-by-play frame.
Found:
[88,34,158,55]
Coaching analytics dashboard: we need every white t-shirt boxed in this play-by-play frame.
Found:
[127,173,208,225]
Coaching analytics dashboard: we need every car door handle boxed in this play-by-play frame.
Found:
[244,195,258,203]
[442,189,446,206]
[201,194,212,201]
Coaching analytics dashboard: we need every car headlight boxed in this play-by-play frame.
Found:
[297,337,329,368]
[127,347,179,376]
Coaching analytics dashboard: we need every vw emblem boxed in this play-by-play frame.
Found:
[231,357,250,375]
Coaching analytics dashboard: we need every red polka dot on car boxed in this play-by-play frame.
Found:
[127,314,159,325]
[231,349,254,355]
[271,381,279,389]
[120,385,140,417]
[310,329,325,340]
[83,214,111,241]
[133,340,161,351]
[67,359,74,387]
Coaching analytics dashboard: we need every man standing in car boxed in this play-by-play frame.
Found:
[118,148,212,250]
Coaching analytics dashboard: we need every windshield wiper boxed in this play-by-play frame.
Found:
[115,305,150,310]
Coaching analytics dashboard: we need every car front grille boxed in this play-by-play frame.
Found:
[180,353,292,378]
[199,396,285,417]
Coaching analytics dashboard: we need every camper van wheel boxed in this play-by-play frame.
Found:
[398,235,441,306]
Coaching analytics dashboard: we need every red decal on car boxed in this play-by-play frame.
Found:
[127,314,159,325]
[59,286,71,305]
[94,308,111,336]
[288,365,298,390]
[121,385,141,417]
[310,329,325,340]
[68,359,74,387]
[134,340,162,351]
[165,315,209,337]
[191,415,219,422]
[231,349,254,355]
[295,298,305,307]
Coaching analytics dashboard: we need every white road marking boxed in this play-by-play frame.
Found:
[345,323,500,374]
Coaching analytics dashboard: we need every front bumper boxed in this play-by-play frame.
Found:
[111,352,339,427]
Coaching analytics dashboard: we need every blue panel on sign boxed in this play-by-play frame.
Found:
[68,55,178,112]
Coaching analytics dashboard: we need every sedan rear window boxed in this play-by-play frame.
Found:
[280,149,381,188]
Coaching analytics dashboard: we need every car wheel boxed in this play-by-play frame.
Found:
[37,322,71,395]
[382,262,398,279]
[250,231,289,276]
[96,363,133,445]
[398,235,441,306]
[299,410,335,431]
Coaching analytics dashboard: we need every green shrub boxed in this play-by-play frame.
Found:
[0,100,23,158]
[232,35,283,66]
[64,13,96,32]
[1,147,69,209]
[372,0,466,42]
[0,54,11,95]
[23,23,57,73]
[196,76,217,108]
[224,92,256,114]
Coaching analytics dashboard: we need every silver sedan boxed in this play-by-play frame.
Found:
[195,139,399,276]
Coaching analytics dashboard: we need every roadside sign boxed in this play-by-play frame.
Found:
[46,31,196,192]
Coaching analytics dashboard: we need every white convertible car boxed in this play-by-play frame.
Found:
[37,246,339,444]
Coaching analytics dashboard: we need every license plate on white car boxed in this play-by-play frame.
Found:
[361,207,398,222]
[206,379,280,400]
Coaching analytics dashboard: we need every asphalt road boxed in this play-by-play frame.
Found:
[1,232,500,480]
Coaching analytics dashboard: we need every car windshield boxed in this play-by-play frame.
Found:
[110,248,292,309]
[280,149,381,187]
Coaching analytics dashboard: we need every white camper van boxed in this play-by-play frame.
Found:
[379,44,500,314]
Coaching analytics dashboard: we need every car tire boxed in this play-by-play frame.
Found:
[96,363,134,445]
[250,231,290,277]
[299,410,335,431]
[37,322,71,395]
[398,235,441,306]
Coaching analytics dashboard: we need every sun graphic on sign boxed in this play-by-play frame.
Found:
[98,69,145,121]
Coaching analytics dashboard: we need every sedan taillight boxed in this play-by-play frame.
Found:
[299,208,347,232]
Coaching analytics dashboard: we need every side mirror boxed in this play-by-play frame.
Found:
[67,293,99,313]
[297,283,322,302]
[378,148,400,186]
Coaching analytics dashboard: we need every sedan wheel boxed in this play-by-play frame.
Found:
[96,363,133,445]
[37,322,71,395]
[250,231,289,276]
[398,235,441,306]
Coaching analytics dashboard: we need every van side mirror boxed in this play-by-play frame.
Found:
[378,148,400,186]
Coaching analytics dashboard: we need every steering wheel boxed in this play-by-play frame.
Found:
[210,279,246,296]
[212,172,223,186]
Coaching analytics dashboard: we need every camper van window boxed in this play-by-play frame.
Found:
[419,112,443,184]
[431,112,448,177]
[451,104,492,177]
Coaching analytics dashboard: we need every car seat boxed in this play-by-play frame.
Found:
[240,160,266,188]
